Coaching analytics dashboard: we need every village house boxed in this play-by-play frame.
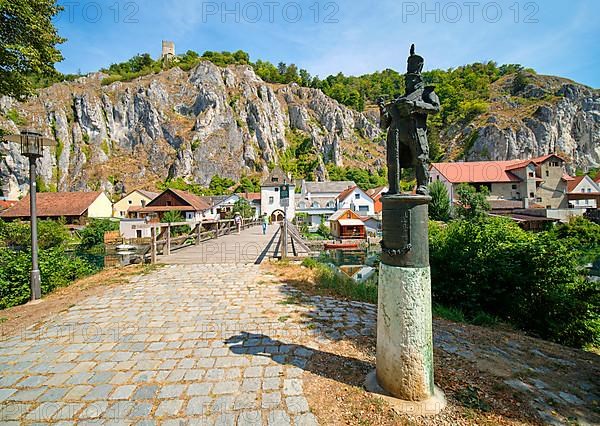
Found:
[261,167,295,222]
[430,154,571,209]
[336,186,376,216]
[566,175,600,209]
[329,208,367,240]
[113,189,159,218]
[128,189,211,222]
[0,192,113,224]
[366,186,388,215]
[296,180,356,229]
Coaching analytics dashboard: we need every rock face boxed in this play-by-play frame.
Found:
[454,74,600,172]
[0,63,382,199]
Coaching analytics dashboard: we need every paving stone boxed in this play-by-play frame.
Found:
[25,401,62,421]
[83,384,114,400]
[10,386,47,401]
[241,378,262,392]
[52,402,85,420]
[159,384,186,399]
[132,385,158,400]
[213,381,240,395]
[237,410,262,425]
[129,402,153,418]
[16,375,47,387]
[186,396,213,416]
[110,385,137,400]
[38,387,69,402]
[285,396,309,414]
[155,399,183,417]
[294,413,319,426]
[0,402,32,420]
[79,401,109,419]
[262,378,280,391]
[0,388,17,401]
[234,392,258,410]
[188,382,213,396]
[283,379,303,396]
[267,410,291,426]
[262,392,282,409]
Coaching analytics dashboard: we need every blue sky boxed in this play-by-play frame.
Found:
[54,0,600,87]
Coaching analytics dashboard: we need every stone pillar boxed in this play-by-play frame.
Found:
[366,194,445,414]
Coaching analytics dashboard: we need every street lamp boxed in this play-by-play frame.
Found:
[3,130,56,301]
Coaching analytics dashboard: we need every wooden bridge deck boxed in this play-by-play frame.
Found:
[158,224,280,265]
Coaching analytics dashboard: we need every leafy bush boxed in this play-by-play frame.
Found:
[430,216,599,348]
[0,218,70,250]
[0,247,97,309]
[79,219,119,250]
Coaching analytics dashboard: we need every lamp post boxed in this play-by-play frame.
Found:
[3,130,56,301]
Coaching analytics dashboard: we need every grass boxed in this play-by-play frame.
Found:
[301,257,377,304]
[5,109,26,126]
[433,303,501,327]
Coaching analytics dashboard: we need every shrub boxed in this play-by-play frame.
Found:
[430,216,599,348]
[429,180,451,221]
[0,247,97,309]
[79,219,119,250]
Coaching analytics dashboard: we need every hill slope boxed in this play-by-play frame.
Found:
[0,61,598,199]
[0,62,382,198]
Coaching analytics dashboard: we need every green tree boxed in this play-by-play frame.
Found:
[454,184,490,220]
[162,210,189,236]
[0,0,65,98]
[78,219,119,250]
[233,198,254,218]
[428,180,451,221]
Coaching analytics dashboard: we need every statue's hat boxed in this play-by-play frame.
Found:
[407,44,424,75]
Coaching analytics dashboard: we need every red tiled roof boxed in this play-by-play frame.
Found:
[336,186,357,201]
[567,175,586,193]
[432,155,567,185]
[167,189,211,211]
[0,192,103,218]
[239,192,261,201]
[431,161,523,183]
[594,175,600,184]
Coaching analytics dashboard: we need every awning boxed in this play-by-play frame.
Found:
[338,219,365,226]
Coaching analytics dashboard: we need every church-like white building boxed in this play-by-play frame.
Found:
[260,167,296,222]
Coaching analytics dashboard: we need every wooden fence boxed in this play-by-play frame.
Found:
[148,218,261,263]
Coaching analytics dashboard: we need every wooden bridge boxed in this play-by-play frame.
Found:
[146,218,312,265]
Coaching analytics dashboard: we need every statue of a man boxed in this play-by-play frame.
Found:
[379,45,440,196]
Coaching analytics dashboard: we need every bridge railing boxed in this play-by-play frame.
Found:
[148,218,261,263]
[275,220,312,260]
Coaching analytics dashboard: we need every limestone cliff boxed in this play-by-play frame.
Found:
[446,73,599,172]
[0,62,383,199]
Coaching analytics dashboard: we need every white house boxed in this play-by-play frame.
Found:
[336,186,375,216]
[567,175,600,209]
[261,167,296,221]
[296,180,356,229]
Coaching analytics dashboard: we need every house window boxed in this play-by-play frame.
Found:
[136,230,142,238]
[272,177,279,183]
[511,184,517,190]
[326,201,335,208]
[298,202,306,209]
[141,200,146,207]
[587,188,591,193]
[359,206,369,213]
[275,187,279,192]
[354,193,360,199]
[581,188,586,193]
[545,170,549,177]
[311,202,320,208]
[536,197,543,202]
[528,172,534,178]
[529,192,535,198]
[546,205,551,209]
[550,161,560,167]
[166,201,172,206]
[436,175,440,180]
[128,200,132,204]
[269,196,274,205]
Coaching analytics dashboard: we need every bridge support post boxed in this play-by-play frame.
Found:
[150,226,157,264]
[165,224,171,255]
[196,222,202,246]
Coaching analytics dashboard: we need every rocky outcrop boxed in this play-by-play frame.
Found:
[458,75,600,172]
[0,63,382,199]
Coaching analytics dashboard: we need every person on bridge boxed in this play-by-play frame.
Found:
[234,213,242,234]
[261,213,268,235]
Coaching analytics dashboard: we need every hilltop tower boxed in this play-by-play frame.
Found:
[161,40,175,60]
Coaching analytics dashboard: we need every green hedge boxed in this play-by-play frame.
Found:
[430,217,599,348]
[0,247,98,309]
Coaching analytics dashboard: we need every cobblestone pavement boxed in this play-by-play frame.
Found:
[0,264,350,425]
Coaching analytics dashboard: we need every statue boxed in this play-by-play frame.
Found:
[379,44,440,196]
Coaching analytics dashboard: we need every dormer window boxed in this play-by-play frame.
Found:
[272,177,279,182]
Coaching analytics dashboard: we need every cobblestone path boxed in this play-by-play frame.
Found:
[0,264,344,425]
